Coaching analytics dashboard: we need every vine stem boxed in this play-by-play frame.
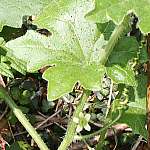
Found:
[0,86,49,150]
[99,12,133,65]
[58,90,89,150]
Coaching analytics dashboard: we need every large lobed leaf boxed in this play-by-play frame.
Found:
[5,0,140,100]
[86,0,150,33]
[0,0,50,31]
[6,0,106,100]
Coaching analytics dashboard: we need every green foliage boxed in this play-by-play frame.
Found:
[107,65,136,85]
[86,0,150,33]
[0,0,149,149]
[125,75,147,138]
[97,21,116,40]
[8,141,31,150]
[111,74,147,138]
[6,0,106,100]
[41,99,55,113]
[0,38,13,77]
[0,0,50,31]
[0,62,14,78]
[0,43,26,77]
[106,37,139,85]
[5,0,137,100]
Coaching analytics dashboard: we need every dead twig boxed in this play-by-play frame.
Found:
[0,75,5,88]
[0,106,8,121]
[35,109,61,129]
[8,121,15,142]
[131,135,143,150]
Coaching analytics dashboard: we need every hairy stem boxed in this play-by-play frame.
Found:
[99,13,133,64]
[0,86,49,150]
[58,90,89,150]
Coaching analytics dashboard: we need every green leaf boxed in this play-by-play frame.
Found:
[44,63,105,100]
[0,45,26,77]
[9,141,31,150]
[0,62,14,78]
[6,54,26,75]
[119,106,147,139]
[96,21,116,40]
[86,0,150,33]
[139,45,147,64]
[106,37,138,85]
[107,37,139,66]
[128,74,147,110]
[0,46,13,78]
[0,0,50,31]
[106,65,136,86]
[126,75,147,139]
[112,74,147,138]
[6,0,106,100]
[6,31,76,72]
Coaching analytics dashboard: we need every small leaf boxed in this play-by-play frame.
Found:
[125,75,147,138]
[107,65,136,86]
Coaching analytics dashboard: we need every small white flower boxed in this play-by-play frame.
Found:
[73,117,79,123]
[75,112,91,133]
[76,125,83,133]
[85,114,91,121]
[84,123,91,131]
[79,112,84,118]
